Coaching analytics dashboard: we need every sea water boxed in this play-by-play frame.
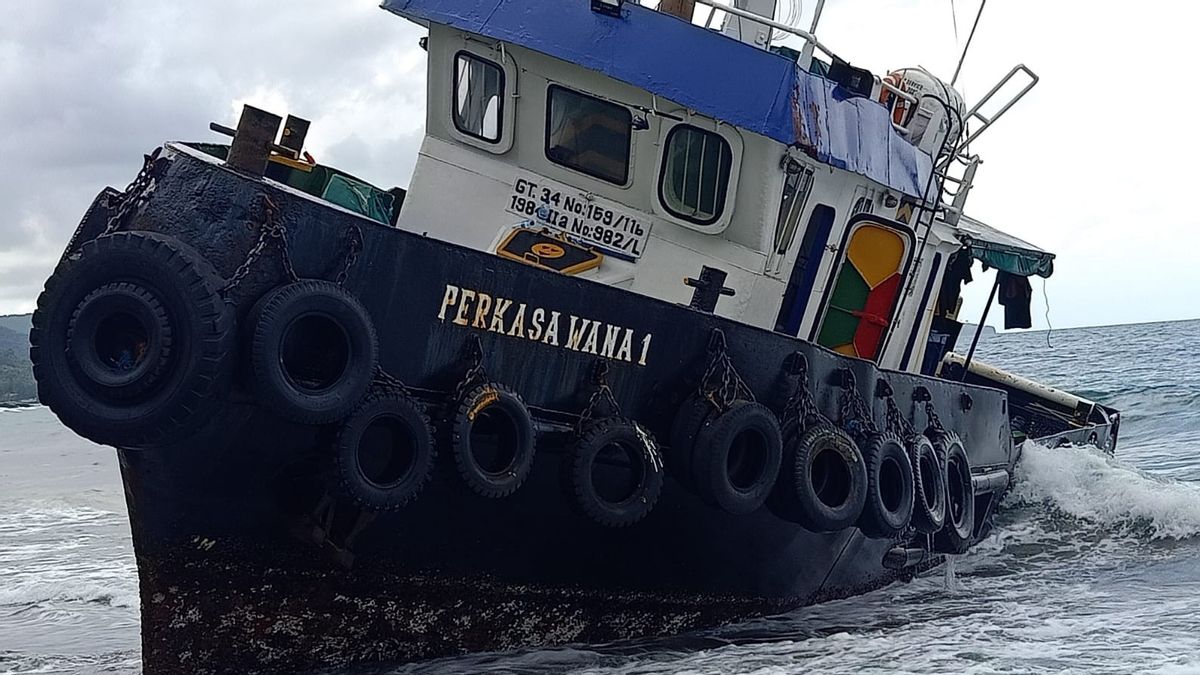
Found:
[1,319,1197,674]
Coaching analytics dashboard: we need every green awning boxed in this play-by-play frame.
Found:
[955,215,1055,278]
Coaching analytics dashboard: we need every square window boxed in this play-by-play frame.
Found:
[454,53,504,143]
[659,125,733,225]
[545,86,632,185]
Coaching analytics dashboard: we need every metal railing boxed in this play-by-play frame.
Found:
[690,0,835,59]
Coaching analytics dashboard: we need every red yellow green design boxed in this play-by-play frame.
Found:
[816,223,907,361]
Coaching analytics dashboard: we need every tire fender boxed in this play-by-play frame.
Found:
[336,391,436,511]
[668,395,717,490]
[933,432,976,553]
[909,434,947,534]
[30,231,234,448]
[858,431,916,539]
[770,421,867,532]
[691,401,783,515]
[449,382,537,498]
[566,418,664,528]
[248,279,378,424]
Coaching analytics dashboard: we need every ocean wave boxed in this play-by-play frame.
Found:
[1005,441,1200,541]
[0,578,139,609]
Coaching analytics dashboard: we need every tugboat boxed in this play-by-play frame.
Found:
[29,0,1120,672]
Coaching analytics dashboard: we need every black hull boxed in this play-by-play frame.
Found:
[44,145,1033,673]
[122,413,918,673]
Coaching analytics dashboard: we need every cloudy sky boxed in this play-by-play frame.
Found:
[1,0,1195,330]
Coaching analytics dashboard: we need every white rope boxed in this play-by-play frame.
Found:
[1042,277,1053,348]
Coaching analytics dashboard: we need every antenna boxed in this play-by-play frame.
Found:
[951,0,986,86]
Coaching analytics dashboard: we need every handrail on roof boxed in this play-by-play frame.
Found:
[689,0,835,60]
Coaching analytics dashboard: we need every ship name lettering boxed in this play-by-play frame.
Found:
[436,284,652,366]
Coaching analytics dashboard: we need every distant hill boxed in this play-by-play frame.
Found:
[0,314,35,403]
[0,313,32,335]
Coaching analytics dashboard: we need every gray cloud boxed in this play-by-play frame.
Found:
[2,0,1196,330]
[0,0,425,312]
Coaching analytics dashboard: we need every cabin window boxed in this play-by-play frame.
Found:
[545,85,632,185]
[774,161,816,254]
[658,125,734,225]
[453,52,504,143]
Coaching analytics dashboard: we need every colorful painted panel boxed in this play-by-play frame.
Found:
[816,223,907,361]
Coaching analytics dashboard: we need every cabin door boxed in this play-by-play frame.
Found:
[774,204,836,335]
[812,219,911,361]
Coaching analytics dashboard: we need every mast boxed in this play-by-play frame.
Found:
[798,0,826,70]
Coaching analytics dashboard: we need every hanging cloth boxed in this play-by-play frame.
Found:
[936,249,974,318]
[997,271,1033,329]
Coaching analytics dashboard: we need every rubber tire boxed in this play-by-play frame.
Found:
[30,231,234,448]
[567,418,664,528]
[858,432,916,539]
[450,383,537,498]
[909,434,947,534]
[66,281,172,400]
[691,401,783,515]
[335,391,435,511]
[934,432,976,554]
[248,280,377,424]
[771,422,867,531]
[668,395,717,490]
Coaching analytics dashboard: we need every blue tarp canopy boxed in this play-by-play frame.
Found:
[956,215,1055,278]
[382,0,935,200]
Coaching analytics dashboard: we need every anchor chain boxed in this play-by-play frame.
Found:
[577,360,621,433]
[333,224,363,287]
[450,336,488,404]
[885,395,917,439]
[577,360,662,471]
[372,366,410,398]
[698,329,754,411]
[100,147,167,237]
[837,370,878,440]
[222,194,298,298]
[924,401,947,435]
[780,353,822,434]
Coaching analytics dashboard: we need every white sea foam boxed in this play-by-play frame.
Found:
[1007,441,1200,540]
[0,500,137,610]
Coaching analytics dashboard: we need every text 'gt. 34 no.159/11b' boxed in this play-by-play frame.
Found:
[27,0,1120,672]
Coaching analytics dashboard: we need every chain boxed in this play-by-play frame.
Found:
[780,354,822,434]
[924,401,947,434]
[698,329,754,411]
[333,225,363,286]
[885,396,917,439]
[102,147,165,237]
[577,361,621,433]
[837,370,878,439]
[222,194,297,297]
[373,367,409,397]
[451,336,487,404]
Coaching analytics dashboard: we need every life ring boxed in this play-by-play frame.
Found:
[933,431,976,554]
[449,382,536,498]
[667,394,718,490]
[335,391,436,511]
[566,418,664,528]
[30,231,234,447]
[858,432,915,538]
[247,279,378,424]
[691,401,783,515]
[769,421,867,532]
[879,71,914,126]
[908,434,947,534]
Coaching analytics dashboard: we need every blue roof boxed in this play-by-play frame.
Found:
[382,0,934,199]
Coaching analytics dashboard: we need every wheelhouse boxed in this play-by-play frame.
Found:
[384,0,1045,375]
